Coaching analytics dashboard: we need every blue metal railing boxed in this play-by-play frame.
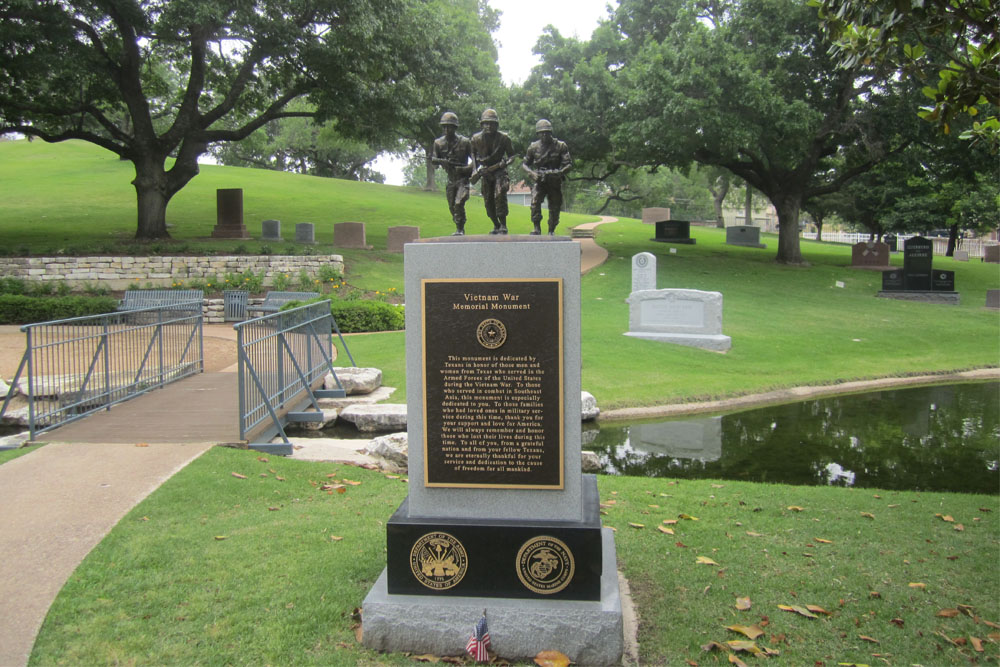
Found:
[234,300,354,453]
[0,301,204,440]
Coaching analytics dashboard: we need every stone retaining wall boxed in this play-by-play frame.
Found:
[0,255,344,290]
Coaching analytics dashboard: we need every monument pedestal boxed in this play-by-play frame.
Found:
[362,237,623,665]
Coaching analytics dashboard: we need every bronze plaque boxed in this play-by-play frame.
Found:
[422,279,564,488]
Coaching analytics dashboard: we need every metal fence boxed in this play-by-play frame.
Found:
[234,301,353,452]
[0,301,204,439]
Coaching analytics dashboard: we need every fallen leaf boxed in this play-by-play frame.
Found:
[648,504,660,508]
[275,476,285,482]
[787,506,805,512]
[935,513,955,522]
[726,624,764,640]
[937,609,960,618]
[736,597,752,611]
[701,641,727,652]
[268,506,280,512]
[320,483,345,492]
[231,472,247,479]
[728,654,749,667]
[908,582,927,589]
[676,541,689,548]
[778,604,819,619]
[806,605,832,615]
[888,503,900,508]
[979,507,992,512]
[330,535,343,541]
[890,618,904,627]
[353,623,362,643]
[696,556,720,566]
[412,654,441,663]
[860,512,875,519]
[814,538,833,544]
[657,525,675,535]
[726,640,765,656]
[970,636,984,652]
[954,524,964,532]
[663,519,679,525]
[214,536,228,541]
[342,479,362,486]
[679,513,699,521]
[745,531,764,537]
[534,650,571,667]
[984,619,1000,630]
[257,456,268,462]
[869,591,881,599]
[858,635,879,644]
[628,522,645,529]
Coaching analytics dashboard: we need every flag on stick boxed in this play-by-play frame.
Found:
[466,612,491,662]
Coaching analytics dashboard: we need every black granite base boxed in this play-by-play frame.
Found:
[650,237,696,244]
[386,476,605,601]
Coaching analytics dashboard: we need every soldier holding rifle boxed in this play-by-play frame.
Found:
[470,108,516,235]
[431,112,474,236]
[521,119,572,236]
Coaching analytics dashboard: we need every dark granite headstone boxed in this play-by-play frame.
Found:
[881,269,904,291]
[932,269,955,292]
[903,236,933,290]
[652,220,695,245]
[884,234,898,252]
[211,188,250,239]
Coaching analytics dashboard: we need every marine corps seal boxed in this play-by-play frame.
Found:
[410,532,468,590]
[516,535,575,594]
[476,318,507,350]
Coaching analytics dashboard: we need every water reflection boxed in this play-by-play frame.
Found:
[585,382,1000,493]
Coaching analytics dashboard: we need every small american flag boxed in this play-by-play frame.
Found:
[466,613,491,662]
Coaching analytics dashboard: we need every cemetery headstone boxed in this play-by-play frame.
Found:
[294,222,316,244]
[362,238,622,665]
[652,220,696,245]
[903,236,934,290]
[851,241,890,268]
[884,234,898,252]
[211,188,250,239]
[631,252,657,292]
[881,269,904,291]
[726,225,766,249]
[625,288,731,352]
[986,289,1000,309]
[641,207,671,224]
[932,269,955,292]
[984,245,999,263]
[261,219,282,241]
[954,249,969,262]
[334,221,368,249]
[387,225,420,253]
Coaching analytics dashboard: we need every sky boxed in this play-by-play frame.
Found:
[373,0,615,184]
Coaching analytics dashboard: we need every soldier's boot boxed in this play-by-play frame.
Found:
[451,221,465,236]
[547,220,558,236]
[489,218,502,235]
[498,217,508,234]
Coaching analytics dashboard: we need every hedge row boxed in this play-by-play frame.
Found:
[0,295,119,324]
[281,298,404,333]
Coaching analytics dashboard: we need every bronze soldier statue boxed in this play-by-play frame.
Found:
[430,111,474,236]
[521,119,572,235]
[470,108,516,235]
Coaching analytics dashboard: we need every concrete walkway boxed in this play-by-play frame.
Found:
[574,215,615,274]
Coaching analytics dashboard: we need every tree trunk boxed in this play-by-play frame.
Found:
[424,144,436,191]
[815,219,823,242]
[744,185,753,225]
[709,177,729,228]
[132,160,172,240]
[772,193,805,265]
[946,223,959,256]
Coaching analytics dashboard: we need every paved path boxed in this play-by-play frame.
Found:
[574,215,615,274]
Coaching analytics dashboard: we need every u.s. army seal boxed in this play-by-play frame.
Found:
[516,535,575,594]
[410,532,468,590]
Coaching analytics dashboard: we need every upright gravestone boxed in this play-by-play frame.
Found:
[261,219,282,241]
[986,290,1000,309]
[652,220,696,245]
[362,238,623,665]
[851,241,890,268]
[984,245,1000,263]
[294,223,316,244]
[386,225,420,253]
[625,289,731,352]
[211,188,250,239]
[903,236,934,290]
[881,269,904,291]
[641,207,671,224]
[884,234,898,252]
[631,252,657,292]
[954,249,969,262]
[334,222,368,249]
[726,225,766,249]
[932,269,955,292]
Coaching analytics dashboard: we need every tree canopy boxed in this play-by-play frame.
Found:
[0,0,475,238]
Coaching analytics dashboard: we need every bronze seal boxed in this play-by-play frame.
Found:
[409,532,468,590]
[516,535,575,594]
[476,318,507,350]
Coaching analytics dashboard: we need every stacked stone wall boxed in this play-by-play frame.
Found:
[0,255,344,290]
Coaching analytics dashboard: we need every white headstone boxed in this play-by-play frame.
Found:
[631,252,657,292]
[624,288,731,352]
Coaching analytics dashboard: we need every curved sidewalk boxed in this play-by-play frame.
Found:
[574,215,616,274]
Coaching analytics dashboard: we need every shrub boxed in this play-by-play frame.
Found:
[0,276,27,295]
[0,295,119,325]
[328,300,404,333]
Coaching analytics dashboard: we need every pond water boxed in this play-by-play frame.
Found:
[584,382,999,494]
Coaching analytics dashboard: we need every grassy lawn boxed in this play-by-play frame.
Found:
[29,447,999,665]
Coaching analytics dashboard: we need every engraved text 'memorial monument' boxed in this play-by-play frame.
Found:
[362,237,623,665]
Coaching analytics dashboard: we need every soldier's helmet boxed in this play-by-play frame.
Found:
[480,108,500,124]
[439,112,459,126]
[535,119,553,133]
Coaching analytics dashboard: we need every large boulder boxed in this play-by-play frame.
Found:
[339,404,407,432]
[325,367,382,395]
[0,378,15,398]
[291,408,339,432]
[581,391,600,421]
[581,450,602,473]
[365,432,408,470]
[1,405,30,427]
